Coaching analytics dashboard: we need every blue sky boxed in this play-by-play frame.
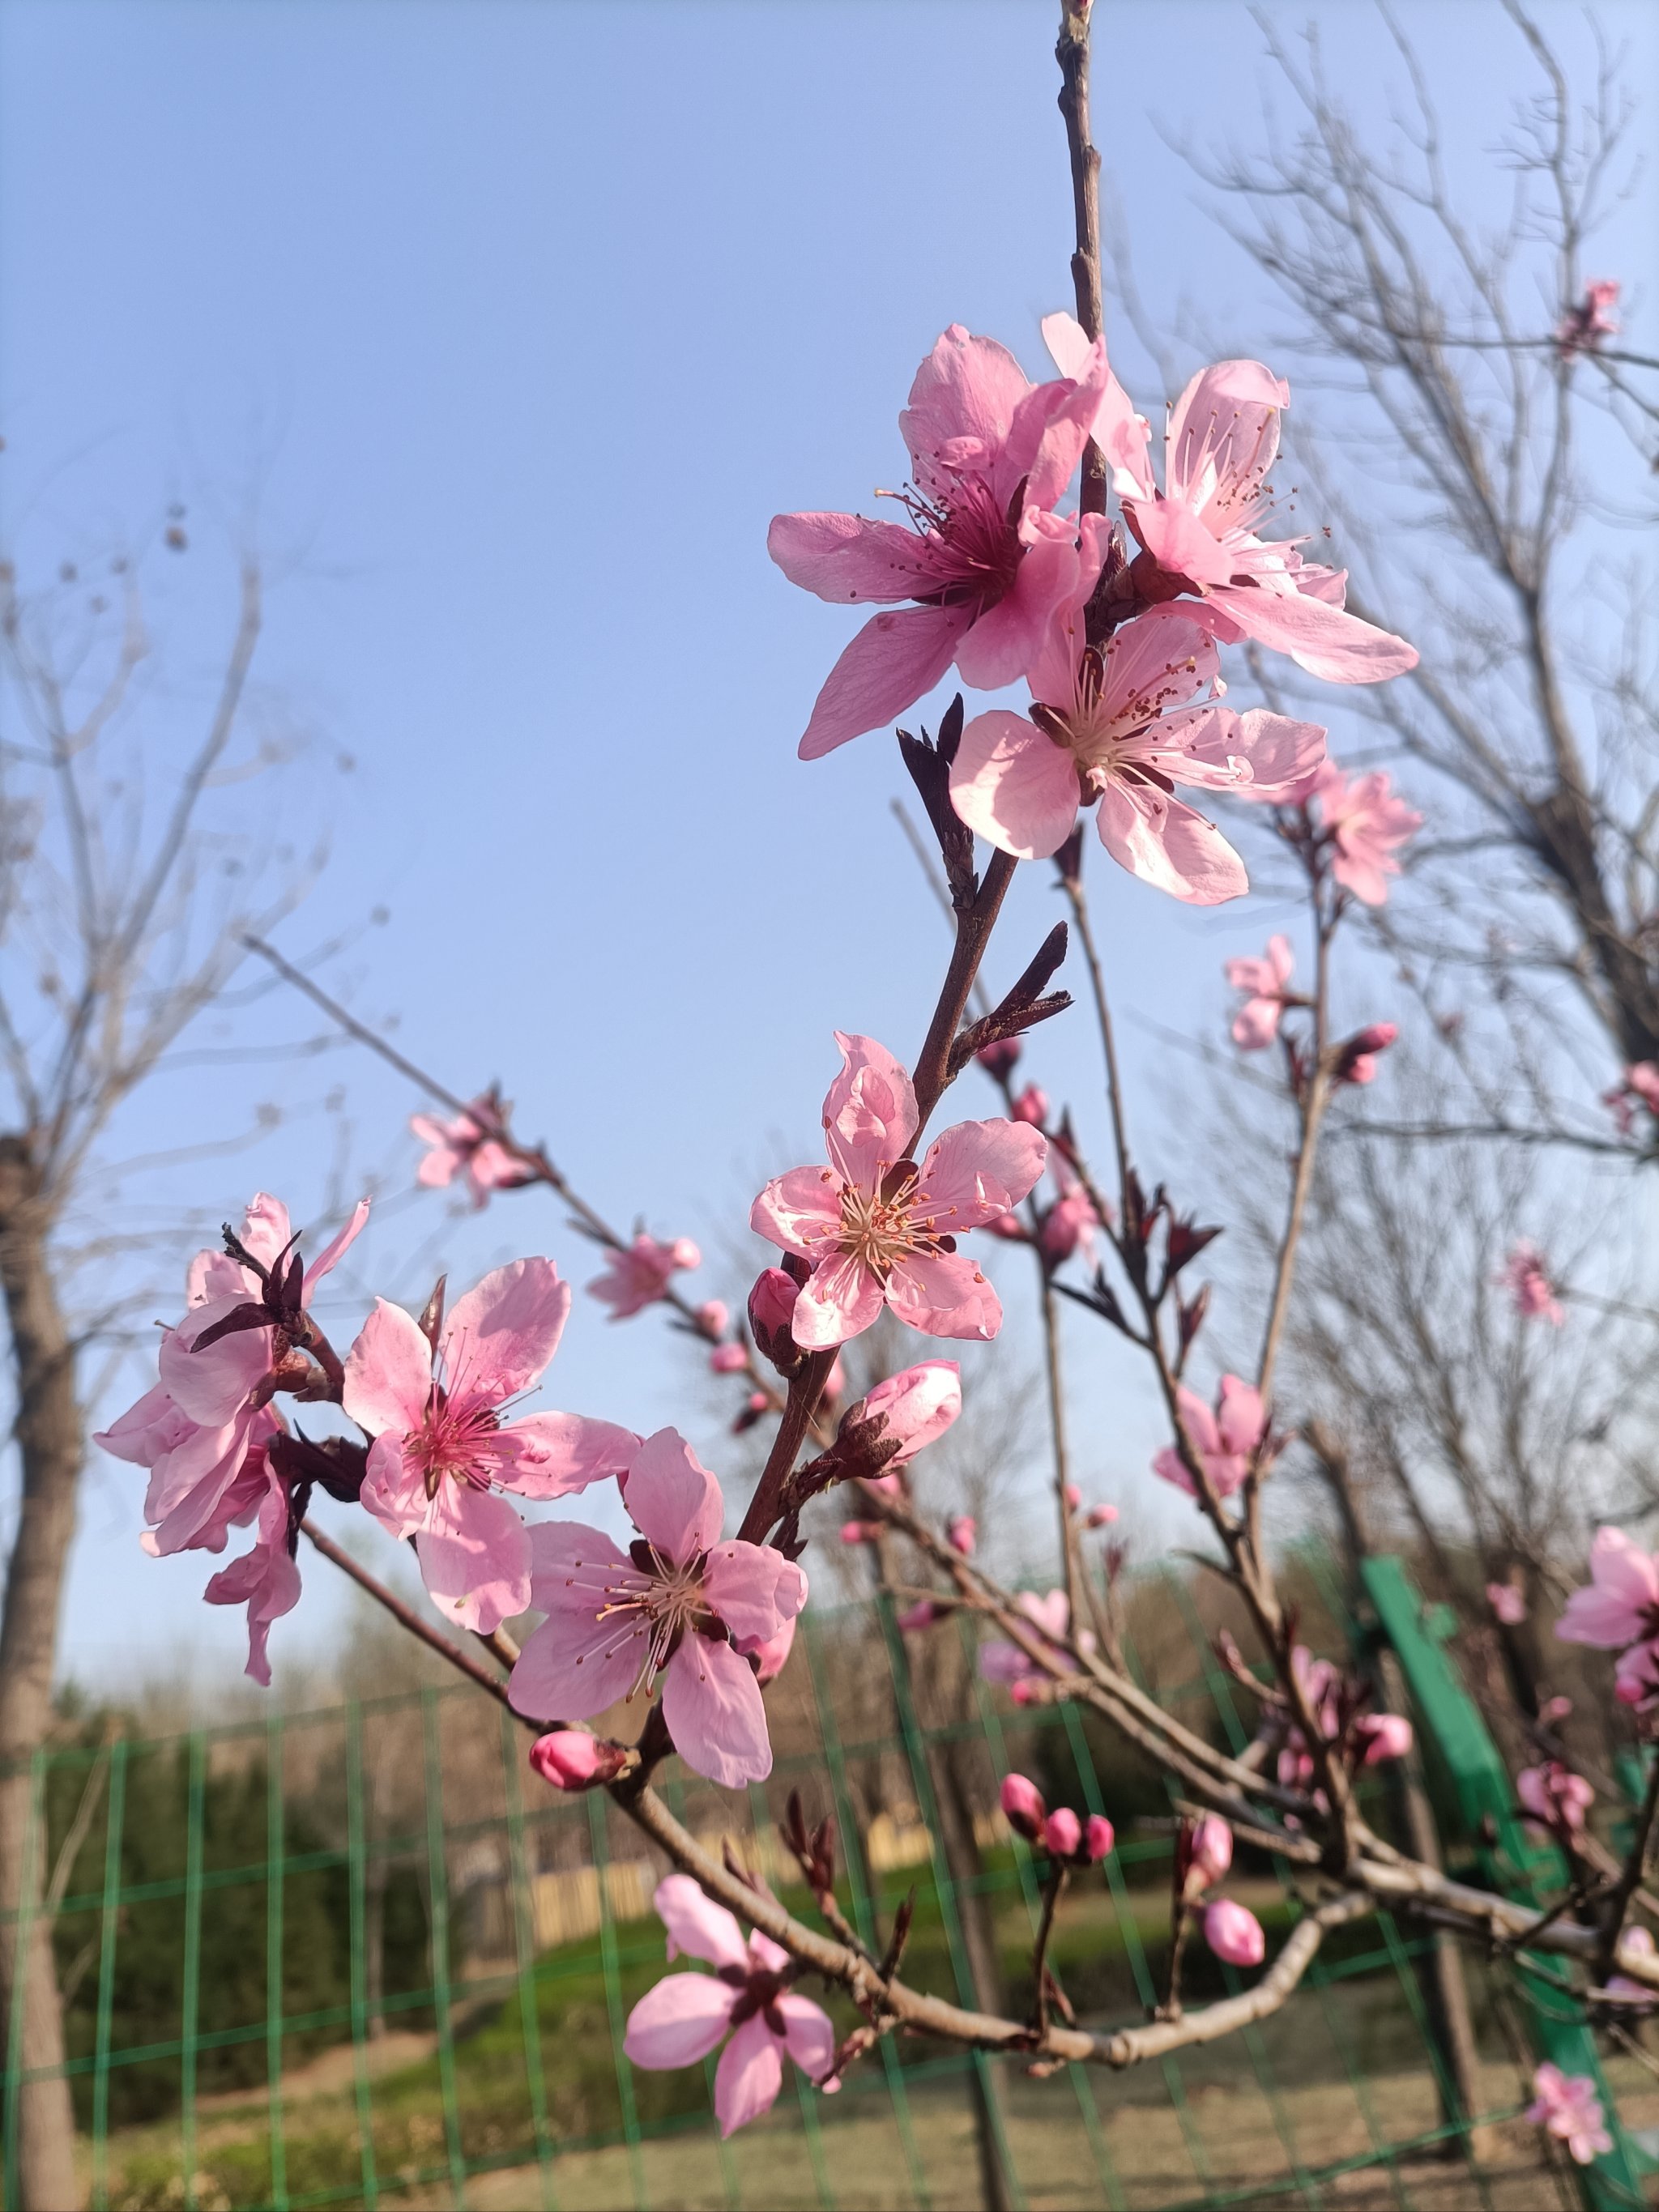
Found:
[2,0,1651,1692]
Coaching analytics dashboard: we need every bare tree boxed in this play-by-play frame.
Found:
[1186,3,1659,1144]
[0,522,321,2207]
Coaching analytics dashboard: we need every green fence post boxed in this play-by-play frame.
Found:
[421,1686,470,2208]
[1363,1555,1648,2210]
[90,1733,129,2212]
[266,1708,289,2212]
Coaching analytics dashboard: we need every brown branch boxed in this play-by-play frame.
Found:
[1056,0,1106,517]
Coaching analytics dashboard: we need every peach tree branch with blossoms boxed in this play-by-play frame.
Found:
[92,0,1659,2163]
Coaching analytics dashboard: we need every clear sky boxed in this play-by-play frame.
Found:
[2,0,1651,1695]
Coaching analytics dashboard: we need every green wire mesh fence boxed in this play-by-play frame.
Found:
[6,1581,1657,2212]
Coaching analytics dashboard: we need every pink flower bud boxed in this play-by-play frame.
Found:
[1540,1694,1573,1725]
[897,1600,942,1633]
[745,1390,768,1411]
[1188,1814,1233,1890]
[1083,1814,1115,1863]
[1203,1899,1265,1967]
[975,1039,1021,1079]
[529,1731,627,1792]
[844,1362,962,1464]
[695,1300,729,1337]
[1085,1503,1119,1528]
[1334,1022,1398,1086]
[1000,1771,1047,1840]
[1043,1808,1081,1858]
[1486,1580,1527,1626]
[984,1211,1029,1242]
[1355,1713,1413,1764]
[948,1514,977,1556]
[1064,1484,1083,1511]
[709,1342,748,1374]
[838,1521,878,1545]
[1012,1085,1048,1126]
[1009,1679,1037,1707]
[748,1268,801,1368]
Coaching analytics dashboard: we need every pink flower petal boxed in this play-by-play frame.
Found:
[624,1971,739,2070]
[342,1298,433,1440]
[498,1411,639,1499]
[953,534,1075,690]
[237,1193,295,1271]
[1166,358,1288,512]
[1209,582,1418,684]
[714,2010,786,2137]
[360,1432,427,1539]
[917,1119,1047,1227]
[624,1429,725,1562]
[776,1993,835,2082]
[789,1255,887,1348]
[159,1296,272,1426]
[885,1250,1003,1340]
[765,511,931,603]
[900,326,1033,494]
[704,1541,808,1650]
[1216,1376,1266,1457]
[949,711,1081,860]
[821,1033,919,1189]
[748,1167,843,1262]
[1095,783,1249,906]
[796,603,970,761]
[663,1634,774,1788]
[416,1487,531,1634]
[301,1198,370,1302]
[442,1257,570,1402]
[653,1873,751,1971]
[509,1519,646,1720]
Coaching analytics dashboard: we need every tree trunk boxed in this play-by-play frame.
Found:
[0,1136,83,2210]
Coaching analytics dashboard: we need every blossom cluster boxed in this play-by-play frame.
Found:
[770,318,1418,905]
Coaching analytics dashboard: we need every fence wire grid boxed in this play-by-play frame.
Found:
[5,1580,1654,2212]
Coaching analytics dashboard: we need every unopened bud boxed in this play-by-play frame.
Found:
[695,1299,729,1336]
[1354,1712,1413,1765]
[896,1600,942,1633]
[1203,1899,1265,1967]
[838,1520,879,1545]
[1012,1084,1048,1125]
[948,1514,976,1556]
[748,1268,803,1370]
[1083,1814,1115,1863]
[1333,1022,1398,1086]
[1000,1771,1047,1840]
[842,1362,962,1466]
[1188,1814,1232,1890]
[710,1342,748,1373]
[1085,1503,1119,1529]
[1064,1483,1083,1511]
[1043,1807,1081,1858]
[529,1730,628,1792]
[975,1038,1021,1079]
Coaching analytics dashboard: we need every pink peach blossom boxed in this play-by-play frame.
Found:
[1188,1815,1233,1891]
[710,1343,748,1374]
[1043,1808,1082,1858]
[1526,2064,1613,2165]
[1203,1899,1265,1968]
[1153,1375,1265,1502]
[1487,1580,1528,1626]
[1517,1763,1594,1832]
[507,1429,806,1787]
[1354,1713,1413,1764]
[1603,1062,1659,1136]
[1000,1772,1046,1839]
[97,1194,367,1558]
[587,1233,702,1319]
[844,1361,963,1464]
[1045,317,1418,686]
[769,323,1108,758]
[1557,1528,1659,1657]
[1226,936,1294,1049]
[411,1095,522,1208]
[979,1588,1092,1684]
[343,1258,636,1632]
[751,1034,1045,1348]
[529,1730,630,1792]
[624,1876,835,2136]
[1555,280,1620,358]
[1333,1023,1398,1085]
[1307,761,1422,906]
[1498,1242,1564,1326]
[203,1470,301,1686]
[950,578,1326,902]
